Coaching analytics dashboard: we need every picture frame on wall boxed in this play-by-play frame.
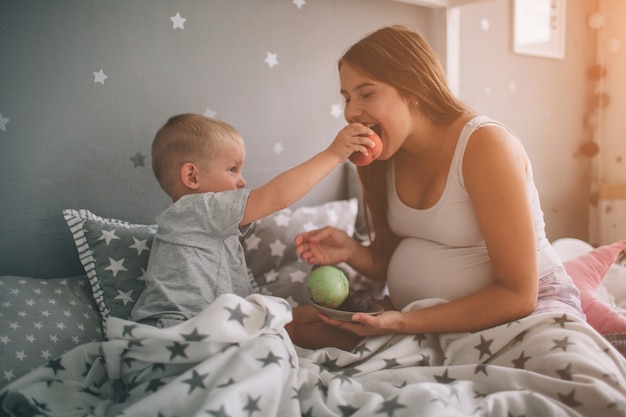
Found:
[512,0,566,59]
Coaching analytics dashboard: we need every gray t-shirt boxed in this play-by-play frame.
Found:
[131,189,255,323]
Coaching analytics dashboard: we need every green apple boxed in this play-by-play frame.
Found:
[307,265,350,308]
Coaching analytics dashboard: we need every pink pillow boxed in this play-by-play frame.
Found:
[563,239,626,334]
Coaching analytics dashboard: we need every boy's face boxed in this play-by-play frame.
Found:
[196,141,247,193]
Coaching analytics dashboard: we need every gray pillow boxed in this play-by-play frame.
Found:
[63,200,362,332]
[242,199,358,306]
[0,275,104,389]
[63,209,157,330]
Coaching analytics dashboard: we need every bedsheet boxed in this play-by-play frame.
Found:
[2,295,626,417]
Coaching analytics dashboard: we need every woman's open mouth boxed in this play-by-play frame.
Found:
[364,123,382,138]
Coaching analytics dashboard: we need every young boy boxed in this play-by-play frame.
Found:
[130,113,375,327]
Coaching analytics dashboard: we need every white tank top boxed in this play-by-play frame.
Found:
[386,116,561,309]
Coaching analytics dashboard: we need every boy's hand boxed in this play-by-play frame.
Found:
[328,123,376,162]
[349,130,383,166]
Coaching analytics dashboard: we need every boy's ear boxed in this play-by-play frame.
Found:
[180,162,200,190]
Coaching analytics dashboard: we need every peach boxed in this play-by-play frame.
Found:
[349,131,383,166]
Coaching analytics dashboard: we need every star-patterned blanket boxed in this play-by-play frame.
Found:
[2,296,626,416]
[0,294,300,417]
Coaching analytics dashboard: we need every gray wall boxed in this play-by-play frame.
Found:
[1,0,600,279]
[0,0,437,278]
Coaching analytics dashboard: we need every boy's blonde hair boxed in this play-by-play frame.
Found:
[151,113,244,197]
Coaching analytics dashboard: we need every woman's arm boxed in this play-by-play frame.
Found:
[295,227,389,281]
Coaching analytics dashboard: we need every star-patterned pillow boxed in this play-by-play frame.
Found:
[63,209,157,327]
[63,200,363,330]
[242,198,360,306]
[0,275,104,389]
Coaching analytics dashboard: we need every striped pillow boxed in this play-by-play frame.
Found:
[63,209,156,331]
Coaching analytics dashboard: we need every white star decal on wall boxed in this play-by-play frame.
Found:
[264,52,278,68]
[273,142,284,155]
[293,0,306,8]
[170,12,186,30]
[93,69,108,84]
[129,152,146,168]
[0,113,9,131]
[204,107,217,118]
[330,103,343,119]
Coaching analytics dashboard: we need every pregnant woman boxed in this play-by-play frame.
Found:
[286,25,583,350]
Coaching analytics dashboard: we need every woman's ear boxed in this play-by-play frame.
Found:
[180,162,200,190]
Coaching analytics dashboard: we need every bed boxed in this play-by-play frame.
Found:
[2,167,626,416]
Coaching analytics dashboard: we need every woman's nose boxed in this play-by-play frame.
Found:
[344,102,362,123]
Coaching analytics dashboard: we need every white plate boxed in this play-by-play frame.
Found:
[309,299,383,321]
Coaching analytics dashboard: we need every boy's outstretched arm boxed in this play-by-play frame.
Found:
[240,123,374,226]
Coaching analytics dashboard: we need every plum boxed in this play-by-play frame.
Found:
[338,289,374,312]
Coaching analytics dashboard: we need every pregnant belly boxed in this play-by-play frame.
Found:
[387,238,493,310]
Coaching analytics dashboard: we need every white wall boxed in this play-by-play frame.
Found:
[594,0,626,184]
[456,0,597,242]
[589,0,626,245]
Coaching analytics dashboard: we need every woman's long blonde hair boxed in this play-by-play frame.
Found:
[339,25,469,257]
